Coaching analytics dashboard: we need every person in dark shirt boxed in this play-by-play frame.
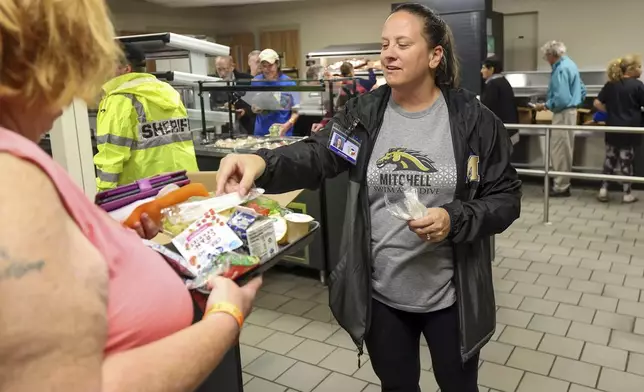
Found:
[595,55,644,203]
[480,57,519,145]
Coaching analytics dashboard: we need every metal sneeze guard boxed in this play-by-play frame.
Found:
[505,123,644,224]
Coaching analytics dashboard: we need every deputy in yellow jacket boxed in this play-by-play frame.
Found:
[94,44,199,191]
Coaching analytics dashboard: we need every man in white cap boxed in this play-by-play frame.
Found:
[250,48,299,137]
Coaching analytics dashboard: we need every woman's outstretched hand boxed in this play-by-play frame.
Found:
[216,154,267,197]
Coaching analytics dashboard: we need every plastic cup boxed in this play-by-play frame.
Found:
[284,213,314,244]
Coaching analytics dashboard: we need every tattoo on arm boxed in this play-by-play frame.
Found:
[0,249,45,282]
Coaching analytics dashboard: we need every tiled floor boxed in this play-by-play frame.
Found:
[239,184,644,392]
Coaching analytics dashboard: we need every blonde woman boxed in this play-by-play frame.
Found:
[0,1,261,391]
[594,55,644,203]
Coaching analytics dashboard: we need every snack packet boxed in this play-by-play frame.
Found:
[171,209,243,274]
[384,188,428,221]
[185,252,260,291]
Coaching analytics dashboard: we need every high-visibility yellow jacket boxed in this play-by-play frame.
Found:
[94,72,199,192]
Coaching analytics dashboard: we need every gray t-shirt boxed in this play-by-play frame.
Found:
[367,93,457,313]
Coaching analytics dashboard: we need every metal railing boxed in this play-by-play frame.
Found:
[504,123,644,224]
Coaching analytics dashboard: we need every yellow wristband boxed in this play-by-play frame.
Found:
[204,302,244,329]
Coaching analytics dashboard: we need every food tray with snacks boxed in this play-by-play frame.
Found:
[122,182,319,290]
[234,136,305,152]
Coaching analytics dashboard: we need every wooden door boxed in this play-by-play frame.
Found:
[259,29,301,72]
[216,32,256,73]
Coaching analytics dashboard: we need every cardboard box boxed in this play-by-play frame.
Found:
[518,107,533,124]
[535,110,553,124]
[153,171,302,245]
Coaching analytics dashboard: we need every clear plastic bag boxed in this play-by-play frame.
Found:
[384,188,428,221]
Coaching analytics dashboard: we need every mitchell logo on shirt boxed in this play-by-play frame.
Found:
[373,148,441,195]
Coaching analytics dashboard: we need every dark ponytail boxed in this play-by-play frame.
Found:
[392,3,460,88]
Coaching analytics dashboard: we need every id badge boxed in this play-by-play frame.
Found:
[328,123,361,165]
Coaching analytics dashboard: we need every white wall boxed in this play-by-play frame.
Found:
[213,0,393,70]
[494,0,644,71]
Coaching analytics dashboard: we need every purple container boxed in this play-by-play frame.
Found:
[96,171,191,212]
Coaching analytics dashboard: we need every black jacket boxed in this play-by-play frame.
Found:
[256,86,522,362]
[481,76,519,137]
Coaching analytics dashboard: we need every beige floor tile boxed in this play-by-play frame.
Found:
[242,372,254,385]
[352,361,381,385]
[617,299,644,318]
[276,361,330,392]
[528,261,560,275]
[480,341,514,365]
[256,293,293,310]
[593,310,635,332]
[579,293,618,312]
[536,274,571,289]
[361,385,380,392]
[511,282,548,298]
[494,278,517,293]
[568,384,601,392]
[603,284,641,301]
[277,298,319,316]
[549,356,600,387]
[610,331,644,354]
[581,342,628,371]
[597,367,644,392]
[580,259,612,272]
[627,352,644,376]
[267,314,311,334]
[491,323,506,341]
[496,308,534,328]
[506,270,540,284]
[549,255,581,267]
[418,370,439,392]
[240,324,276,346]
[495,292,524,309]
[262,280,300,295]
[625,276,644,290]
[499,326,543,349]
[257,332,306,355]
[419,345,433,371]
[285,285,326,301]
[567,321,611,345]
[247,308,284,326]
[527,314,571,336]
[545,287,582,305]
[507,347,555,375]
[516,372,569,392]
[590,270,626,286]
[296,321,340,342]
[554,303,595,324]
[569,279,604,295]
[612,262,644,277]
[478,361,524,392]
[303,304,335,323]
[319,348,364,376]
[636,318,644,335]
[287,339,336,365]
[559,266,593,280]
[325,329,357,350]
[499,258,531,271]
[519,297,559,316]
[244,352,297,380]
[538,334,584,359]
[243,377,288,392]
[312,372,367,392]
[241,344,266,367]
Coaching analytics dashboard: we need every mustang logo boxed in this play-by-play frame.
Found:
[376,148,438,172]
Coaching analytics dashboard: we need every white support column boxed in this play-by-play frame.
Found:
[49,99,96,200]
[189,51,210,110]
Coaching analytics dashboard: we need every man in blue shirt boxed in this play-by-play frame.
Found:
[251,49,299,137]
[536,40,586,197]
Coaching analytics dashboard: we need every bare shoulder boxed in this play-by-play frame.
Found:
[0,153,106,390]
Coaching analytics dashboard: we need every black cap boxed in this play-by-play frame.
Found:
[122,43,146,67]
